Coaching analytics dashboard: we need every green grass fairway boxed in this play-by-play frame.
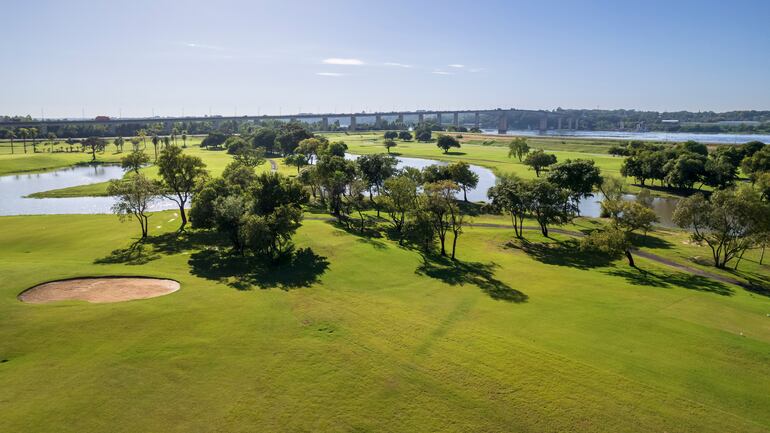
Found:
[328,131,627,178]
[1,212,770,432]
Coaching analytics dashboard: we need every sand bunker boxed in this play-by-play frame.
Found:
[19,277,180,304]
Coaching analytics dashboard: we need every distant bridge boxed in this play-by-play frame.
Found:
[0,108,584,135]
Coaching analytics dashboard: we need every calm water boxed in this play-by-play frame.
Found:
[346,153,680,226]
[483,129,770,145]
[345,154,496,202]
[1,158,680,226]
[0,165,177,216]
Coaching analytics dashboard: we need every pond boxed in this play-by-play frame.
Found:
[346,153,680,226]
[0,157,680,227]
[0,164,177,216]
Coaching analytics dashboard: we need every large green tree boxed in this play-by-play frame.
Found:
[524,150,557,177]
[107,173,158,239]
[121,150,150,174]
[487,175,530,238]
[436,135,460,153]
[449,161,479,202]
[547,159,603,208]
[673,187,770,268]
[527,180,576,237]
[156,146,208,231]
[508,137,530,161]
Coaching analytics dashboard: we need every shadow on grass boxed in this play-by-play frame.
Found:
[327,218,388,250]
[506,239,614,270]
[732,271,770,297]
[629,232,674,250]
[415,254,527,303]
[188,247,329,291]
[94,241,160,265]
[94,231,218,265]
[443,151,467,156]
[607,268,733,296]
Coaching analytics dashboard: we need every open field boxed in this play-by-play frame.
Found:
[1,212,770,432]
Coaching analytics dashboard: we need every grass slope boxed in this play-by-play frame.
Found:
[1,212,770,432]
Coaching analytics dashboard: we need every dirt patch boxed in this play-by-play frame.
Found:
[19,277,180,304]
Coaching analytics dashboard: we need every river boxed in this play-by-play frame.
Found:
[482,129,770,145]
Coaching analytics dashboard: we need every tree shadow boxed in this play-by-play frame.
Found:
[188,247,329,291]
[606,267,733,296]
[415,254,527,303]
[444,151,467,156]
[327,219,388,249]
[507,239,614,270]
[629,232,674,250]
[143,231,220,255]
[731,270,770,297]
[94,241,160,265]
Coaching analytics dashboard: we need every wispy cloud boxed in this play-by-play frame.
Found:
[469,67,485,73]
[432,70,453,75]
[323,58,364,66]
[448,64,465,68]
[316,72,347,77]
[384,62,412,68]
[184,42,227,51]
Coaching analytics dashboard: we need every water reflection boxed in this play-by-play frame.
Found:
[0,164,177,216]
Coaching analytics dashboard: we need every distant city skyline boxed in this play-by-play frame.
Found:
[3,0,769,118]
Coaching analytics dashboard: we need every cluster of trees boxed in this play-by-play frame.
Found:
[200,122,313,157]
[617,140,768,190]
[487,162,601,239]
[506,138,563,178]
[190,162,308,257]
[293,147,481,258]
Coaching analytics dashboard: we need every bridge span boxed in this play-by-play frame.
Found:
[0,108,581,136]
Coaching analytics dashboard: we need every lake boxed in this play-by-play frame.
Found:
[0,164,177,216]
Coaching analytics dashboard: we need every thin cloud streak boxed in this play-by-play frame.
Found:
[432,70,453,75]
[384,62,412,68]
[316,72,347,77]
[448,64,465,68]
[323,58,364,66]
[184,42,228,51]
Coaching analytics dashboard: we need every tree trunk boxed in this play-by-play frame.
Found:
[540,223,548,237]
[511,214,520,238]
[451,231,458,260]
[761,245,766,265]
[178,206,188,232]
[439,234,446,256]
[463,187,468,202]
[625,249,635,268]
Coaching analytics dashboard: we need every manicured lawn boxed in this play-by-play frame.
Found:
[1,212,770,432]
[328,131,630,182]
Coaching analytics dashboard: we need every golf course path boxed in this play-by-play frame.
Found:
[269,159,277,172]
[305,216,746,289]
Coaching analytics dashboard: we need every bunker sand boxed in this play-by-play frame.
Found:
[19,277,180,304]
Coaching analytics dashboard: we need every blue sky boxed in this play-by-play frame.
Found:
[2,0,769,118]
